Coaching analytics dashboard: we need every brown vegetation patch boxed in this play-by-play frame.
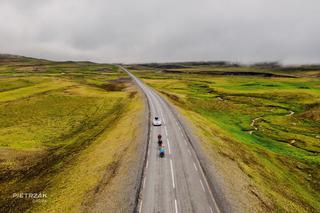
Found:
[99,83,126,91]
[97,77,131,91]
[0,148,46,181]
[299,107,320,122]
[160,90,182,103]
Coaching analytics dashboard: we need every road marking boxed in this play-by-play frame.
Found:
[197,161,221,213]
[170,159,175,188]
[146,160,148,169]
[210,206,214,213]
[148,97,155,111]
[160,110,166,124]
[175,199,178,213]
[180,131,183,136]
[164,126,168,136]
[167,139,171,154]
[200,179,205,192]
[143,177,146,188]
[139,200,143,213]
[184,139,187,145]
[193,162,198,171]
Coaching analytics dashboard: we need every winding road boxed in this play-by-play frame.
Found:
[120,66,221,213]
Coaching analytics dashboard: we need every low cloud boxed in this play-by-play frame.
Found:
[1,0,319,64]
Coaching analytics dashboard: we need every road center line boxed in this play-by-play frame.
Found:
[170,159,175,188]
[160,110,166,124]
[200,179,205,192]
[175,199,178,213]
[167,139,171,154]
[146,160,148,169]
[164,126,168,136]
[193,162,198,171]
[184,139,187,145]
[143,177,146,188]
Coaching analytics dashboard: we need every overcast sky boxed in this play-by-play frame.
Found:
[0,0,319,64]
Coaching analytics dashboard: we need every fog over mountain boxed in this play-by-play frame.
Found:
[1,0,319,64]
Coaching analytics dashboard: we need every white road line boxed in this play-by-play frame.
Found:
[210,206,214,213]
[197,161,221,213]
[170,159,175,188]
[200,179,205,192]
[193,162,198,171]
[175,199,178,213]
[148,96,155,111]
[160,110,166,124]
[184,139,187,145]
[146,160,148,169]
[164,126,168,136]
[167,139,171,154]
[139,201,143,213]
[143,177,146,188]
[180,131,183,136]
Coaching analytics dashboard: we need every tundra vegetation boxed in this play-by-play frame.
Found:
[128,62,320,212]
[0,55,144,212]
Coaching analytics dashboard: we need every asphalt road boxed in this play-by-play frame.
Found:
[120,66,221,213]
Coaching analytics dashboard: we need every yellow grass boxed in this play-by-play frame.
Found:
[32,93,144,212]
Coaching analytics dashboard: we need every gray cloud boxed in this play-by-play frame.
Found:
[0,0,319,64]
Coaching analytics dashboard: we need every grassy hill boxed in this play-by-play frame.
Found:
[0,55,145,212]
